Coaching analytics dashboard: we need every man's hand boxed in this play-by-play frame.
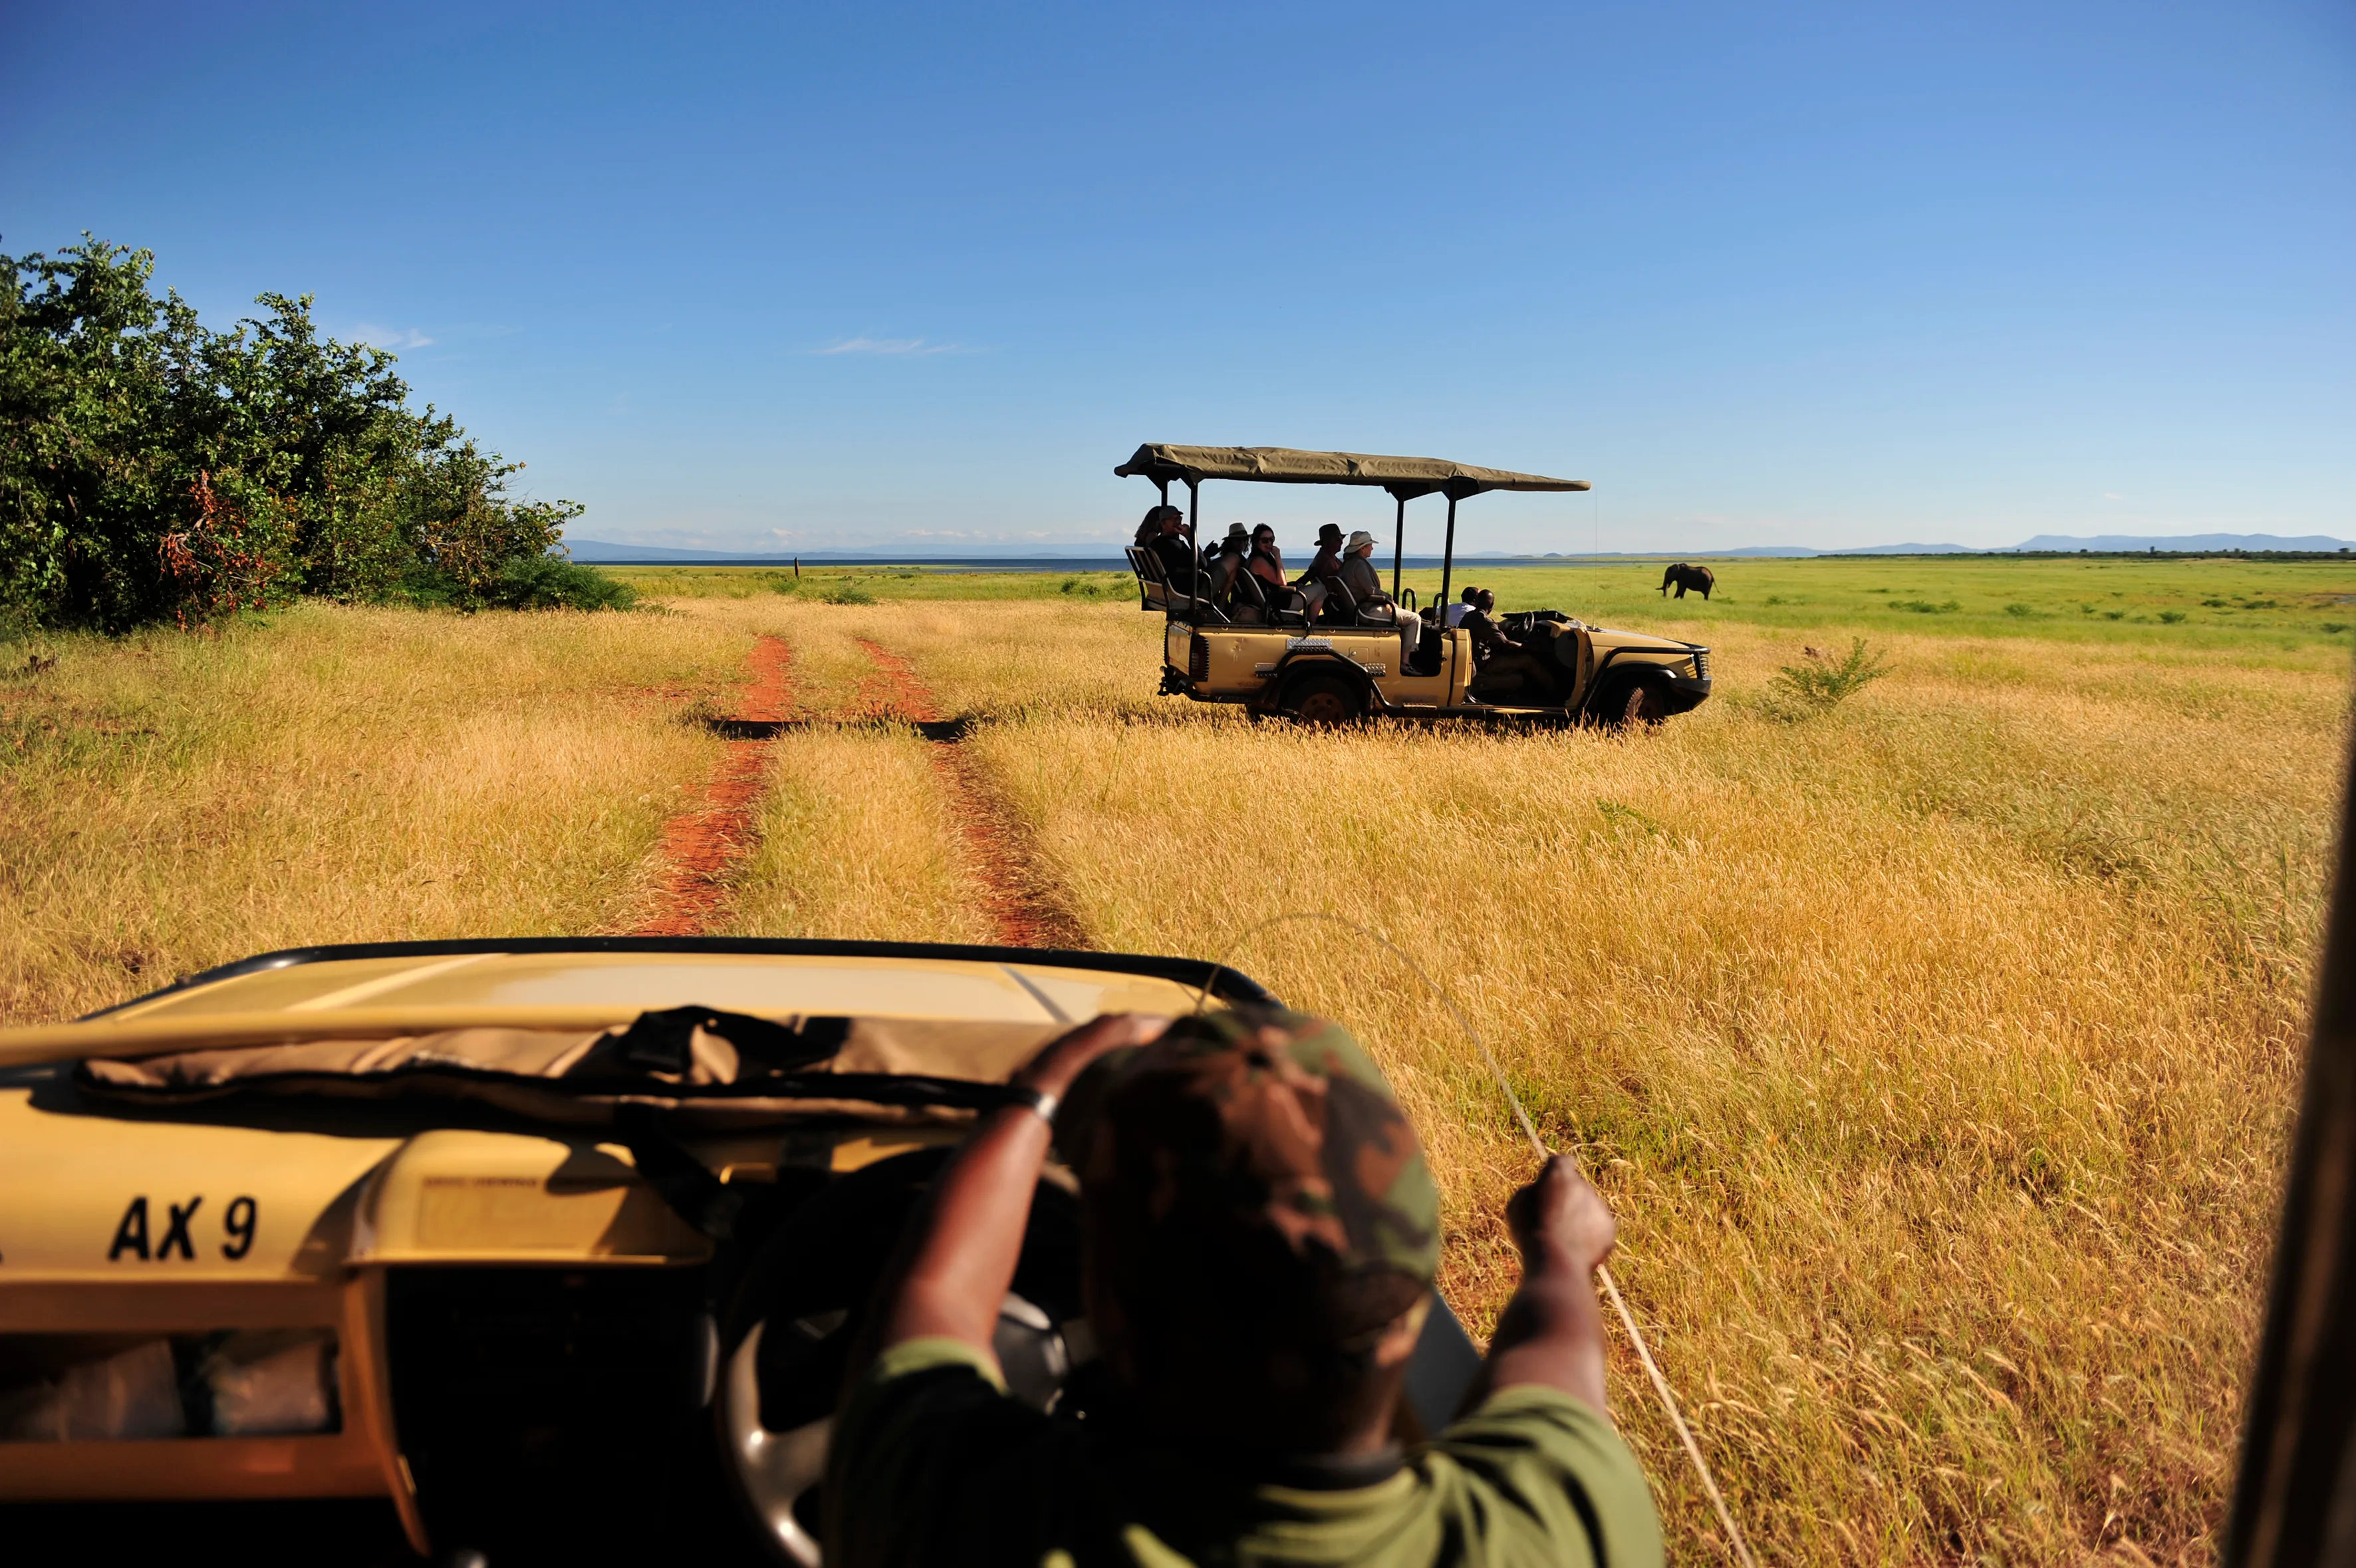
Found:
[1505,1155,1615,1277]
[1467,1155,1617,1418]
[868,1014,1168,1368]
[1013,1013,1169,1100]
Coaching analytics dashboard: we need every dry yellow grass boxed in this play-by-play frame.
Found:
[0,603,753,1022]
[3,581,2342,1563]
[856,605,2344,1565]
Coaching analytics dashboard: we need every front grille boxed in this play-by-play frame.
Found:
[1189,634,1210,683]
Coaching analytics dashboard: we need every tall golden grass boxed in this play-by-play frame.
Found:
[850,600,2343,1563]
[3,587,2343,1562]
[0,604,753,1021]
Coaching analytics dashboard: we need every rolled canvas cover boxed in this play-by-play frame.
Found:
[74,1011,1065,1129]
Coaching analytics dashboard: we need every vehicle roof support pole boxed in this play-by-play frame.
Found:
[1438,493,1459,614]
[1392,493,1406,600]
[1186,477,1200,619]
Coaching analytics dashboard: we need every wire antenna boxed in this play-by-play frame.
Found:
[1194,912,1762,1568]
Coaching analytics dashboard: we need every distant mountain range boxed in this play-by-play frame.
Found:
[563,531,2353,565]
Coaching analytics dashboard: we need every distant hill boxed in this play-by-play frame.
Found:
[2010,533,2353,553]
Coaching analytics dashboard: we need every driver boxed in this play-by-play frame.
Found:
[825,1008,1662,1568]
[1465,587,1555,701]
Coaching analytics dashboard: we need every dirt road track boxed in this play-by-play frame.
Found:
[630,634,793,937]
[853,638,1090,951]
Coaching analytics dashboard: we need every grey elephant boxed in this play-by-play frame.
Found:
[1659,563,1715,600]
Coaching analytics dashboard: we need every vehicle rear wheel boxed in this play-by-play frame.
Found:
[1284,672,1365,727]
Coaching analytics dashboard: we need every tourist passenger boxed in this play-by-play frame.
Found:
[1244,524,1308,617]
[1444,586,1480,628]
[1204,523,1249,603]
[1339,531,1394,610]
[1295,523,1346,619]
[1148,509,1199,593]
[1133,504,1180,551]
[825,1007,1663,1568]
[1245,525,1287,591]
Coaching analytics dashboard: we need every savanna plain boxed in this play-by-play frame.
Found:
[5,555,2349,1565]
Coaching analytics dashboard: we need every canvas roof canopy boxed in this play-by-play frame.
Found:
[1115,444,1589,500]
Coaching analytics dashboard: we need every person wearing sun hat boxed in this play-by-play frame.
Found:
[825,1005,1662,1567]
[1295,523,1347,620]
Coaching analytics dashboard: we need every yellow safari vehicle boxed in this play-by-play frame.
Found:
[0,938,1482,1563]
[1119,444,1712,727]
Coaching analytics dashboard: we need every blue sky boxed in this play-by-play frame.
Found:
[5,1,2351,554]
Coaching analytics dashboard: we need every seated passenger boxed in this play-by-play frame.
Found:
[1147,510,1200,594]
[1339,531,1396,615]
[1206,522,1249,601]
[1133,504,1180,551]
[1444,586,1480,628]
[1245,525,1310,618]
[1294,522,1345,619]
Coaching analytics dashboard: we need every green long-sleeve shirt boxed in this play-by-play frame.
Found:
[825,1337,1664,1568]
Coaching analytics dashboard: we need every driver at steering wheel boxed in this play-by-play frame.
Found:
[825,1007,1662,1568]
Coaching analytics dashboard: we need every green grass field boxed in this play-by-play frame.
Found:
[608,554,2356,655]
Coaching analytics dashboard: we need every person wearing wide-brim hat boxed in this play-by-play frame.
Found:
[1340,529,1400,616]
[1295,523,1347,620]
[1203,521,1250,603]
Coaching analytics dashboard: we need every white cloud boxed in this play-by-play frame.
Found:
[810,336,969,356]
[2103,491,2125,501]
[353,323,435,349]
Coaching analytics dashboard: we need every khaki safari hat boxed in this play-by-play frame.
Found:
[1063,1007,1440,1343]
[1345,530,1376,553]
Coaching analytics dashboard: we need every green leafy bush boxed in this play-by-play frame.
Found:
[2004,602,2036,617]
[2,236,588,630]
[1894,598,1961,614]
[487,555,636,611]
[1768,638,1891,716]
[2158,610,2186,624]
[823,586,876,606]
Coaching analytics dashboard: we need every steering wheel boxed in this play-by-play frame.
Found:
[713,1148,1083,1565]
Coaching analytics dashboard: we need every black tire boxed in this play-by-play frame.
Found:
[1595,672,1670,730]
[1283,672,1365,727]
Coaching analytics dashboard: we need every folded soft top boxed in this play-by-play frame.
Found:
[74,1005,1065,1129]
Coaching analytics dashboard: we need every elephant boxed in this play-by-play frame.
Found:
[1660,563,1715,600]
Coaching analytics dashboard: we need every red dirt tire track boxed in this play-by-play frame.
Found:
[852,638,1090,952]
[630,634,793,936]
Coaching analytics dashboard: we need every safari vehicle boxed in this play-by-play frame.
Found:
[0,938,1482,1565]
[1119,444,1712,727]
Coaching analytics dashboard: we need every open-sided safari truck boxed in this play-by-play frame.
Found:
[1119,444,1712,727]
[0,939,1483,1565]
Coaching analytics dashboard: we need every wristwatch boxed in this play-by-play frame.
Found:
[1002,1083,1059,1125]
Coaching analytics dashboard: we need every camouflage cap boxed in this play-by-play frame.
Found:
[1067,1006,1440,1299]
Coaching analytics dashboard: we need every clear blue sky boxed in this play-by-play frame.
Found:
[5,1,2351,554]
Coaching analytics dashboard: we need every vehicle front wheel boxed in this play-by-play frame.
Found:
[1597,674,1670,730]
[1284,673,1365,727]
